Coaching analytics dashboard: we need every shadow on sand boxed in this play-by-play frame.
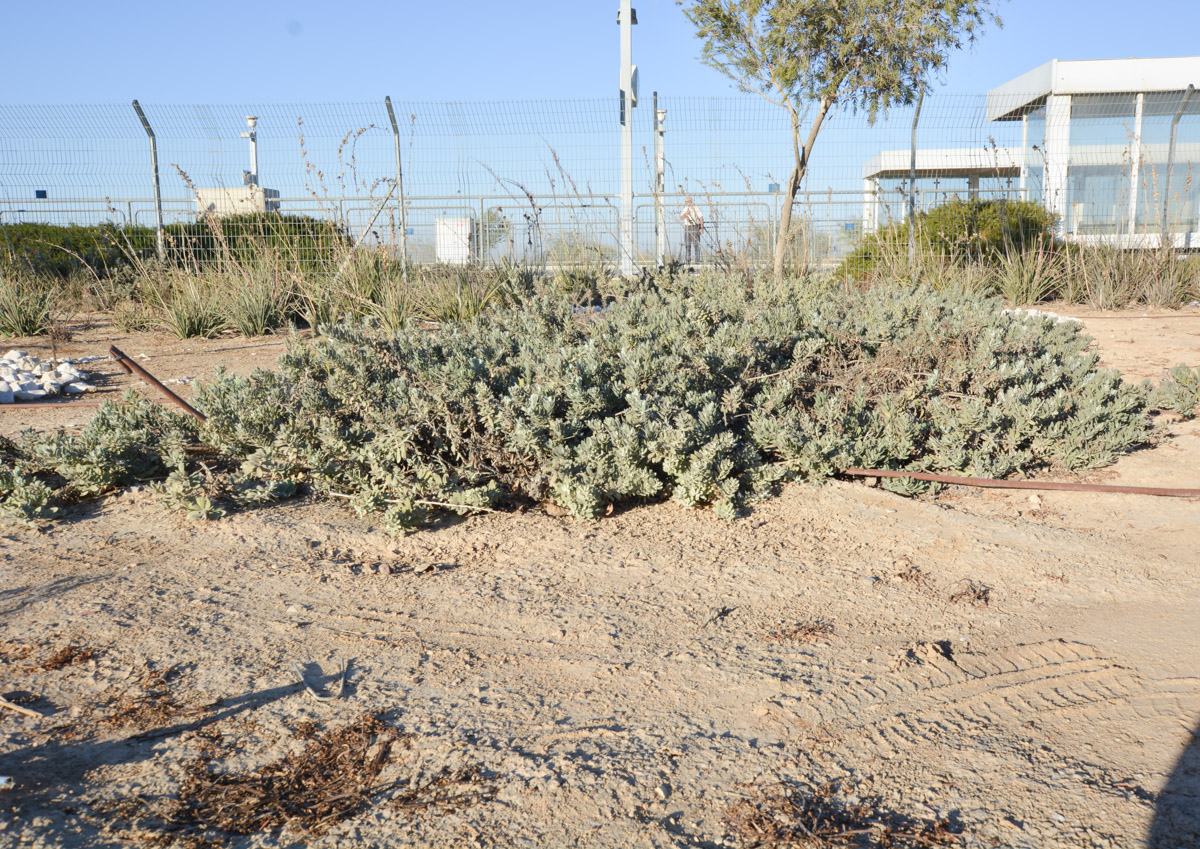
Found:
[1149,715,1200,847]
[0,679,303,845]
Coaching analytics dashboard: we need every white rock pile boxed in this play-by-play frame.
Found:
[0,350,95,403]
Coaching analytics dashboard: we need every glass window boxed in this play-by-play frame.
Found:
[1136,92,1200,233]
[1024,103,1046,204]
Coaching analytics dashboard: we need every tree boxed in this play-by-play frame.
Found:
[679,0,1002,282]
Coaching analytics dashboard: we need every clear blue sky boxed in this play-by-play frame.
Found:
[4,0,1198,103]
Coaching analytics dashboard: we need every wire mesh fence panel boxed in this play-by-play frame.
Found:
[2,89,1197,279]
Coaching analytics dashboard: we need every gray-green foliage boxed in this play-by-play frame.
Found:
[20,393,197,495]
[193,277,1150,532]
[3,392,294,526]
[0,465,58,526]
[2,277,1154,533]
[0,274,56,336]
[1151,364,1200,419]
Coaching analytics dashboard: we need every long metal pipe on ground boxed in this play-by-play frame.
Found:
[109,345,206,422]
[840,467,1200,498]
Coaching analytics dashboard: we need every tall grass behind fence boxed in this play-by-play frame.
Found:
[1,92,1198,277]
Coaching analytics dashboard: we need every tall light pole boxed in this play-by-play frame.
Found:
[618,2,637,275]
[241,116,259,187]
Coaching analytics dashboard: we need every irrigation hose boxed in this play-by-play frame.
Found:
[840,468,1200,499]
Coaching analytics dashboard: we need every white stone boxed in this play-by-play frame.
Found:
[2,350,25,361]
[0,388,13,404]
[64,382,94,394]
[14,387,47,401]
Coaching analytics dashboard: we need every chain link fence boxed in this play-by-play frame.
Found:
[2,90,1197,274]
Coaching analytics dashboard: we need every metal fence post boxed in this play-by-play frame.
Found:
[385,96,409,281]
[618,0,636,275]
[1161,84,1195,244]
[654,91,666,267]
[908,89,924,264]
[131,100,165,261]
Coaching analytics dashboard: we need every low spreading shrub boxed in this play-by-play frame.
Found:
[1150,364,1200,419]
[3,277,1156,532]
[194,277,1150,530]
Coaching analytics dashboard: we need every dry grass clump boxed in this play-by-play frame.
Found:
[947,579,992,608]
[168,713,398,836]
[725,781,961,847]
[98,713,496,844]
[101,665,208,730]
[36,644,96,671]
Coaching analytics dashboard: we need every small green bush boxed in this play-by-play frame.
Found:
[1151,364,1200,418]
[840,198,1056,279]
[158,276,227,339]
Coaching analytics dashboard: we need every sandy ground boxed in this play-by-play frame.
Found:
[1,304,1198,848]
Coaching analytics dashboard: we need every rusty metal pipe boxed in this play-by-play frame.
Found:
[108,345,206,422]
[0,399,168,411]
[840,467,1200,499]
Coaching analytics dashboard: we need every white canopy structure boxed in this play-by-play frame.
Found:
[866,57,1200,248]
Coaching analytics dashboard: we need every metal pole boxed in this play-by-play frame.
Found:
[1161,84,1195,245]
[131,100,165,261]
[240,116,259,186]
[654,91,666,268]
[1128,93,1143,236]
[908,88,924,264]
[330,180,398,288]
[385,96,408,282]
[1019,114,1028,199]
[618,1,635,275]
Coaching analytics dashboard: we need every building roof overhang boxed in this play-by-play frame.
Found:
[986,56,1200,122]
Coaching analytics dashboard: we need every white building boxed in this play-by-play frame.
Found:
[864,57,1200,247]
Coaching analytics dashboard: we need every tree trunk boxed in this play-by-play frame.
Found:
[773,98,833,284]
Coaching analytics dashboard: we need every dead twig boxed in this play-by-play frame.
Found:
[0,695,43,719]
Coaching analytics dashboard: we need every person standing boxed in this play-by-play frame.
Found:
[679,197,704,264]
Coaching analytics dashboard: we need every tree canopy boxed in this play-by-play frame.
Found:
[679,0,1003,279]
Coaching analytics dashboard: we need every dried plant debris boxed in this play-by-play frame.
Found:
[726,781,961,848]
[168,714,398,837]
[101,665,208,730]
[947,580,992,608]
[37,644,96,671]
[389,761,497,815]
[100,715,495,843]
[766,620,835,644]
[0,642,36,664]
[291,719,321,740]
[895,561,934,588]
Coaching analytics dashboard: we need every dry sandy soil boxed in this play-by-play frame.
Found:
[1,304,1198,848]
